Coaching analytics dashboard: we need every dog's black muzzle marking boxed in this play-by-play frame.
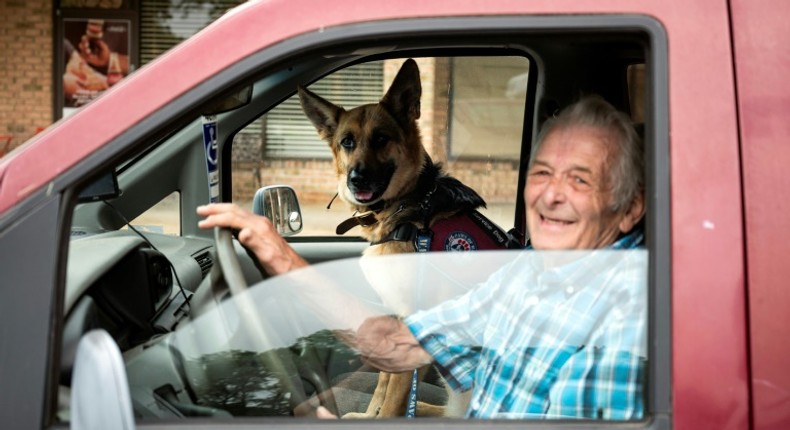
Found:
[347,169,372,189]
[347,162,395,204]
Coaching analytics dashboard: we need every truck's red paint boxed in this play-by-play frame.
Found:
[731,1,790,429]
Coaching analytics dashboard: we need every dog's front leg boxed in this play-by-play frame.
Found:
[415,400,446,417]
[377,365,436,417]
[342,371,391,419]
[376,370,413,417]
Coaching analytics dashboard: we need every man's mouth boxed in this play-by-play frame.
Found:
[540,214,574,226]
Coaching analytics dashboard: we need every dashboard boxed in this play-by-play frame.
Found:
[61,230,213,384]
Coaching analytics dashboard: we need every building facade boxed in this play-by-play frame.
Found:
[1,1,53,154]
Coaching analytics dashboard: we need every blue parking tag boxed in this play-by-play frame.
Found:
[202,116,220,203]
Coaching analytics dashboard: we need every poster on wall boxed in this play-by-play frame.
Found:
[62,18,131,117]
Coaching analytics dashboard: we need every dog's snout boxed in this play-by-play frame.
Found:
[348,168,368,188]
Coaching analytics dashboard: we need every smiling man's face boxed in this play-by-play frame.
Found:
[525,125,631,250]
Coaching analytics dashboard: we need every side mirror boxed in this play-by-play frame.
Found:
[251,185,303,237]
[70,330,134,429]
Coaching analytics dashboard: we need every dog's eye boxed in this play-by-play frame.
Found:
[339,136,355,149]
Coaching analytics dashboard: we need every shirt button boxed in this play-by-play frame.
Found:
[565,285,575,295]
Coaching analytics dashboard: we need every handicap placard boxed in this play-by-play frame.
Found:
[202,116,220,203]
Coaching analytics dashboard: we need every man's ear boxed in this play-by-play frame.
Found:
[298,86,343,140]
[381,58,422,125]
[619,192,646,233]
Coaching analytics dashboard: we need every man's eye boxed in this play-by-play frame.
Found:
[531,170,550,176]
[340,137,355,149]
[573,176,589,185]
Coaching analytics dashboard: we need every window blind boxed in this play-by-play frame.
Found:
[263,62,384,158]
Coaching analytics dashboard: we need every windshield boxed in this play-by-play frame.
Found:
[125,249,647,420]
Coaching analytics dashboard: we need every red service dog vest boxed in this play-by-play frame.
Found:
[427,210,513,251]
[374,210,517,252]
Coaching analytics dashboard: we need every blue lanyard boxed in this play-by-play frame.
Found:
[405,368,418,417]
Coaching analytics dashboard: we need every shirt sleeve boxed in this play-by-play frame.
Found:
[404,262,510,391]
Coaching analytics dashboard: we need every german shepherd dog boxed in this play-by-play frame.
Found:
[298,59,512,418]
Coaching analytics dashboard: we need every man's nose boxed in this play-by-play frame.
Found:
[541,175,567,204]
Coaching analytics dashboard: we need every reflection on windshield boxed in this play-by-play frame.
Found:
[125,249,647,420]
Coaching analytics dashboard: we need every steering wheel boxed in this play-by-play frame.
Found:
[210,227,340,417]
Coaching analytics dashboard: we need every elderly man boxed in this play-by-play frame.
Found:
[197,95,647,419]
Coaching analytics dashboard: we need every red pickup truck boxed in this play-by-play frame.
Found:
[0,1,787,429]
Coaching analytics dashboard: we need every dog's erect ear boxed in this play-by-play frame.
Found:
[298,86,344,140]
[381,58,422,124]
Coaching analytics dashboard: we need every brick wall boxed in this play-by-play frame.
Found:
[0,0,53,154]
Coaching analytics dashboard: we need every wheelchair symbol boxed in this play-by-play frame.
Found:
[205,124,218,167]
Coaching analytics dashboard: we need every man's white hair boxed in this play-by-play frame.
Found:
[529,95,644,213]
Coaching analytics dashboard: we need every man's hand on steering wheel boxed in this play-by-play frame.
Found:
[197,203,308,276]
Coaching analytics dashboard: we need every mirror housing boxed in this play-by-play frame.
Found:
[201,85,253,115]
[77,170,120,203]
[252,185,303,236]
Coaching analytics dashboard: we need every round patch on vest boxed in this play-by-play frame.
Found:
[444,231,478,251]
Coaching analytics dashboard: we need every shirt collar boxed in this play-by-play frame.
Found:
[610,228,644,250]
[525,227,645,251]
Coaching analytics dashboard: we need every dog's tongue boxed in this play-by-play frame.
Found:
[355,191,374,201]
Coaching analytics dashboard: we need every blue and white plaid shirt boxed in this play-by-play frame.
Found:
[405,230,647,419]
